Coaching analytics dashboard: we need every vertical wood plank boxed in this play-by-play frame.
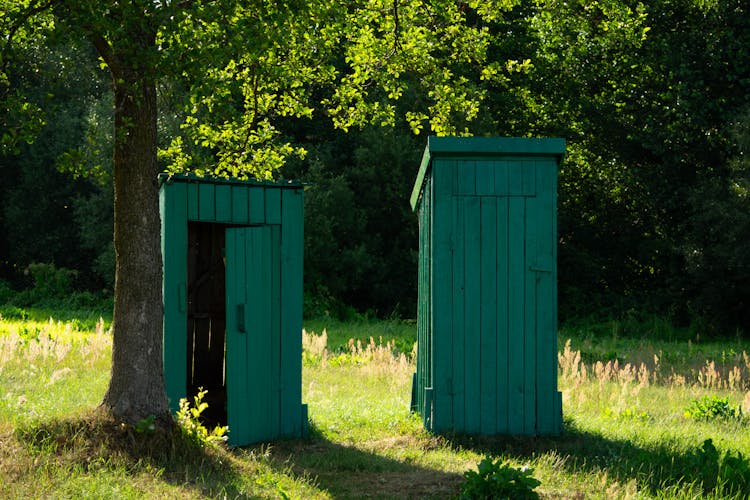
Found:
[507,196,525,434]
[231,185,249,225]
[534,159,558,434]
[198,183,215,221]
[456,160,476,195]
[415,176,432,422]
[524,191,539,435]
[522,160,536,196]
[480,197,498,434]
[509,163,524,195]
[187,182,199,220]
[249,187,265,224]
[451,196,466,432]
[280,189,304,437]
[265,187,282,225]
[160,181,188,413]
[431,160,454,432]
[247,226,274,443]
[495,160,509,196]
[268,224,282,437]
[496,196,510,433]
[215,184,232,222]
[475,161,495,196]
[551,157,562,435]
[463,195,481,434]
[225,228,249,445]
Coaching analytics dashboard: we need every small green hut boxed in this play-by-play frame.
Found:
[159,173,307,446]
[410,137,564,436]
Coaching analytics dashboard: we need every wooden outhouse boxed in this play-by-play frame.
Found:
[409,137,564,436]
[159,173,307,446]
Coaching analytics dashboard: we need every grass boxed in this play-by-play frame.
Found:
[2,305,750,498]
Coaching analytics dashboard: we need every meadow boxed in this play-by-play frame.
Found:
[2,305,750,498]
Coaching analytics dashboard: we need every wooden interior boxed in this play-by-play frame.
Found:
[187,221,227,426]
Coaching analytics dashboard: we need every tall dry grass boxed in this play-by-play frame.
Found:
[559,338,750,412]
[302,328,414,378]
[0,317,110,371]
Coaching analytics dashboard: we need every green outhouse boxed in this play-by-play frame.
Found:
[410,137,564,436]
[159,173,307,446]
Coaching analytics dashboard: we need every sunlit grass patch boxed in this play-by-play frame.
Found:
[4,307,750,498]
[0,314,111,428]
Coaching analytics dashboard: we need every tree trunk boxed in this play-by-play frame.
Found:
[101,65,169,423]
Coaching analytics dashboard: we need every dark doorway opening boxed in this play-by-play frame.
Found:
[187,222,228,427]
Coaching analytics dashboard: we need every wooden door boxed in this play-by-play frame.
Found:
[225,226,281,445]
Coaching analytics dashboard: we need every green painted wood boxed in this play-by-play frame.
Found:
[160,181,188,413]
[410,145,433,210]
[480,197,498,434]
[265,188,281,225]
[412,175,432,418]
[450,194,466,432]
[475,161,495,196]
[410,137,564,437]
[410,137,565,209]
[249,187,265,224]
[430,160,454,433]
[225,227,247,445]
[255,225,278,441]
[231,185,249,225]
[160,174,306,445]
[534,158,559,434]
[550,157,562,435]
[463,195,481,434]
[456,160,475,196]
[215,184,232,222]
[198,183,215,221]
[496,195,510,433]
[507,196,526,434]
[187,182,199,220]
[495,161,509,195]
[523,175,540,435]
[226,226,277,446]
[280,189,305,437]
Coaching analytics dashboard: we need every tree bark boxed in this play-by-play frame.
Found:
[100,54,170,423]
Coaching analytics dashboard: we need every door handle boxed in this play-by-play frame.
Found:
[529,266,552,273]
[237,304,246,333]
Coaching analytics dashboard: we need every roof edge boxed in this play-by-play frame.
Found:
[410,136,566,211]
[157,172,305,188]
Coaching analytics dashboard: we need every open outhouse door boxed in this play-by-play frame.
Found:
[225,225,280,445]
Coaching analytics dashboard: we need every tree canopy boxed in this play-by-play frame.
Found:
[2,0,749,421]
[1,0,534,421]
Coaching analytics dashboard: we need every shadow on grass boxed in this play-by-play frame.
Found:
[258,423,465,499]
[441,418,722,496]
[12,409,245,498]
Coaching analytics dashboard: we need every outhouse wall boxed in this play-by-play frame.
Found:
[410,137,564,436]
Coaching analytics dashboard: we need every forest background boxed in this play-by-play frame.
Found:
[1,0,748,335]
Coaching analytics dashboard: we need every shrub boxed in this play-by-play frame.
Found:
[28,262,77,296]
[175,388,228,447]
[684,396,741,421]
[0,279,15,304]
[460,457,541,499]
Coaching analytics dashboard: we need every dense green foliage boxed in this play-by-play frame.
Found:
[1,0,749,333]
[684,396,743,422]
[460,457,541,499]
